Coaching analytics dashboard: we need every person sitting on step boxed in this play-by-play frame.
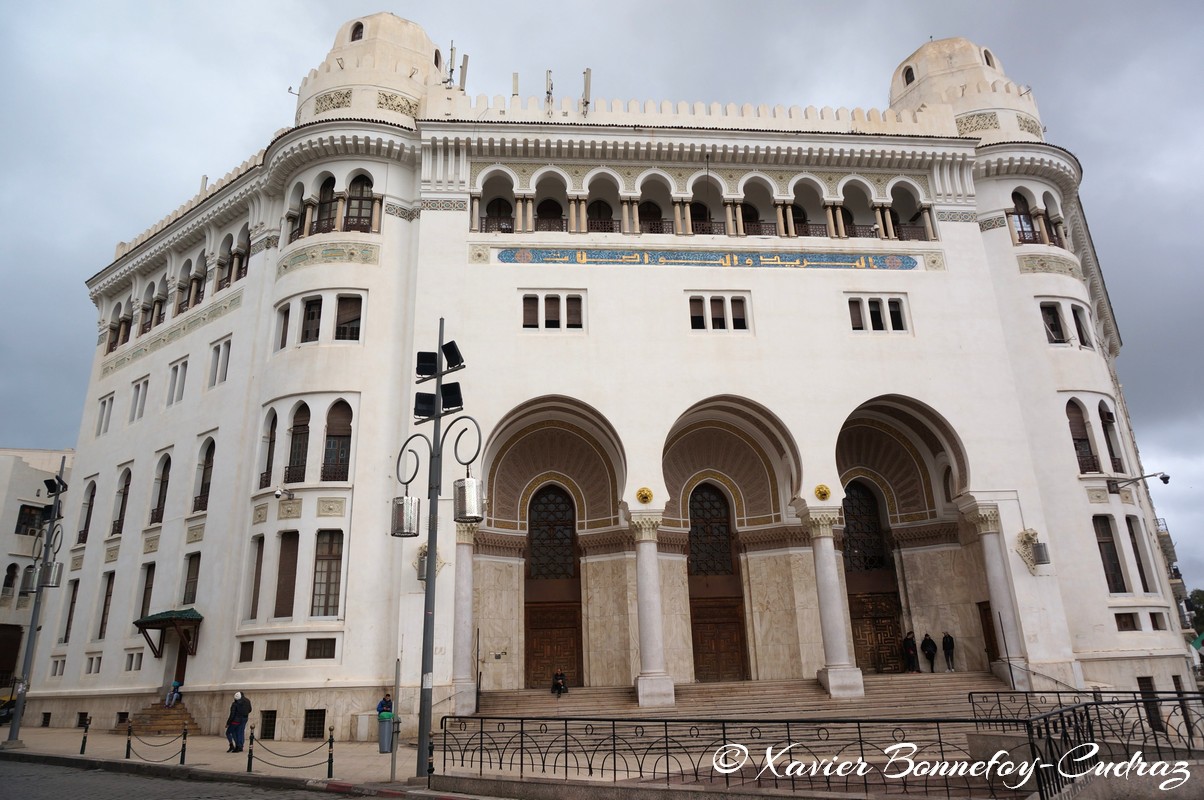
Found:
[551,668,568,697]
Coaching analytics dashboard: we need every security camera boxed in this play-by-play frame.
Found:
[1159,474,1171,485]
[274,487,284,499]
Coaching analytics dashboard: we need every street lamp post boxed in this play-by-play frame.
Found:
[3,456,67,748]
[392,318,482,781]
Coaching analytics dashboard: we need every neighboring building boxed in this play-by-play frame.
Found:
[28,14,1190,739]
[0,449,73,689]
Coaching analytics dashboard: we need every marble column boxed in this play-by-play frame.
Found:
[774,203,786,237]
[957,498,1024,681]
[921,207,935,242]
[370,196,382,233]
[804,508,864,698]
[632,513,675,707]
[785,204,797,237]
[630,200,641,234]
[451,521,478,714]
[834,205,847,238]
[683,202,694,235]
[334,194,346,232]
[302,201,315,237]
[673,202,683,235]
[470,196,480,232]
[1034,209,1050,245]
[824,204,837,238]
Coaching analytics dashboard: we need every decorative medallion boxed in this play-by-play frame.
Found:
[105,545,119,563]
[253,504,268,524]
[186,525,204,544]
[71,554,83,571]
[144,535,159,554]
[278,498,302,520]
[814,484,831,501]
[469,244,489,263]
[317,498,346,517]
[636,487,653,504]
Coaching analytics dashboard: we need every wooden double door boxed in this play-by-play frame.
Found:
[690,598,749,683]
[849,592,904,673]
[524,603,582,689]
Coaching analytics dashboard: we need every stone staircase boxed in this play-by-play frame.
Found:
[477,670,1008,720]
[114,701,202,736]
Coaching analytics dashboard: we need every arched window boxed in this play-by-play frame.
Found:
[260,414,277,490]
[312,178,337,234]
[1098,401,1125,474]
[527,485,576,579]
[983,49,995,68]
[535,199,564,232]
[687,483,735,576]
[344,175,374,232]
[322,402,353,481]
[842,481,890,572]
[1011,192,1039,243]
[1066,401,1100,473]
[903,66,916,85]
[150,457,171,524]
[78,481,96,544]
[112,470,131,536]
[285,405,310,484]
[350,22,364,41]
[586,200,614,233]
[194,442,215,512]
[638,201,670,234]
[2,564,17,597]
[484,198,514,233]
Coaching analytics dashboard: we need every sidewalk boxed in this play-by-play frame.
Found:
[0,725,468,798]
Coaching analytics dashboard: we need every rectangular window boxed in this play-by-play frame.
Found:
[274,531,299,617]
[1072,306,1094,349]
[520,290,587,331]
[303,709,327,739]
[848,294,907,333]
[690,297,706,330]
[182,553,201,605]
[14,504,42,536]
[301,299,322,343]
[1115,613,1139,631]
[334,296,361,341]
[1094,516,1128,594]
[710,297,726,329]
[688,293,751,332]
[249,535,264,619]
[731,298,747,330]
[1151,613,1166,631]
[265,639,290,661]
[239,641,254,662]
[306,638,336,659]
[125,651,143,671]
[97,572,114,640]
[1137,676,1165,733]
[129,378,148,423]
[260,710,277,740]
[1126,517,1151,593]
[310,530,343,616]
[277,306,290,350]
[139,563,155,621]
[95,395,114,436]
[208,339,231,387]
[1041,303,1067,343]
[166,360,188,407]
[62,580,79,644]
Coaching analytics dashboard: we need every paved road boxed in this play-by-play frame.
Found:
[0,760,327,800]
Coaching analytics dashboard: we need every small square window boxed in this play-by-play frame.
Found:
[1115,613,1139,632]
[265,639,290,661]
[1150,613,1166,631]
[303,709,327,739]
[239,641,255,662]
[306,638,336,659]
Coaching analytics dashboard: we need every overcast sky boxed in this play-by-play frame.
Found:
[1,1,1199,586]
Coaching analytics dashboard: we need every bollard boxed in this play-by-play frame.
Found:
[246,724,255,773]
[80,717,91,755]
[125,723,132,759]
[179,723,188,765]
[327,726,334,779]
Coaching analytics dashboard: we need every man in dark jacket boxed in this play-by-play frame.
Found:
[942,632,955,672]
[902,632,918,673]
[227,691,252,752]
[920,633,938,673]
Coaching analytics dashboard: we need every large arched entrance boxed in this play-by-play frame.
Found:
[523,484,583,688]
[687,483,748,682]
[841,480,903,672]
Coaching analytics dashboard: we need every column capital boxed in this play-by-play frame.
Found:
[955,495,1001,536]
[800,506,843,539]
[629,513,663,543]
[455,521,480,546]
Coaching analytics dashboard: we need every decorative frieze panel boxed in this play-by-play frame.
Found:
[186,525,204,544]
[105,545,120,563]
[277,242,380,278]
[71,554,83,571]
[577,528,634,556]
[144,535,159,554]
[892,523,959,549]
[385,203,420,220]
[314,90,352,114]
[317,498,345,517]
[278,499,302,520]
[1017,114,1043,138]
[253,504,268,524]
[377,91,419,116]
[955,112,1000,136]
[496,247,919,271]
[421,199,468,212]
[1018,253,1084,281]
[474,529,526,558]
[978,215,1007,232]
[1087,488,1110,504]
[100,290,243,374]
[250,235,280,256]
[936,210,977,223]
[738,525,810,553]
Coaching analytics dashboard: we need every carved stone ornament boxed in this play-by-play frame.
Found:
[278,498,302,520]
[70,554,83,571]
[813,484,831,501]
[415,543,447,578]
[630,514,661,543]
[105,545,120,563]
[456,522,479,546]
[317,498,345,517]
[252,504,268,524]
[143,535,159,554]
[186,525,204,544]
[804,511,842,539]
[1016,529,1043,575]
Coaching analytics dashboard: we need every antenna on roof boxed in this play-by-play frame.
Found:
[581,68,592,117]
[445,41,456,87]
[545,70,554,115]
[512,72,519,97]
[459,54,469,91]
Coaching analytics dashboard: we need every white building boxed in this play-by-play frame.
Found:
[28,13,1190,740]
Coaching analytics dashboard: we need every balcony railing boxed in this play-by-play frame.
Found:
[847,224,878,238]
[77,529,88,545]
[797,222,828,237]
[1015,227,1042,245]
[692,220,726,235]
[111,519,124,537]
[344,216,372,233]
[177,298,190,314]
[743,221,777,236]
[1077,453,1101,473]
[1110,457,1125,473]
[139,318,152,335]
[149,506,164,525]
[217,275,231,290]
[535,217,567,232]
[321,464,349,482]
[236,262,248,280]
[192,493,209,513]
[480,216,515,233]
[283,464,306,484]
[586,218,619,233]
[259,471,271,490]
[310,217,337,235]
[288,227,304,244]
[640,219,673,234]
[896,224,929,241]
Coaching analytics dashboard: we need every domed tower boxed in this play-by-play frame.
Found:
[889,37,1044,145]
[295,12,443,127]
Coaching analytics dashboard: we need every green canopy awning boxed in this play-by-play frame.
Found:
[134,607,203,657]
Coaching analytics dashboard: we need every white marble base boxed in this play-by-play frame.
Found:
[451,680,478,715]
[635,673,676,707]
[818,666,865,698]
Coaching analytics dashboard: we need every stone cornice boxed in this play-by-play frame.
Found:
[892,522,959,549]
[263,122,421,194]
[578,527,634,557]
[973,141,1081,196]
[473,529,525,559]
[739,525,811,552]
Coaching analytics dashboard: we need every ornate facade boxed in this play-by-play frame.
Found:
[28,14,1189,740]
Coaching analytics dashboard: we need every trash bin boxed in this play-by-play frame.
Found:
[377,711,393,753]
